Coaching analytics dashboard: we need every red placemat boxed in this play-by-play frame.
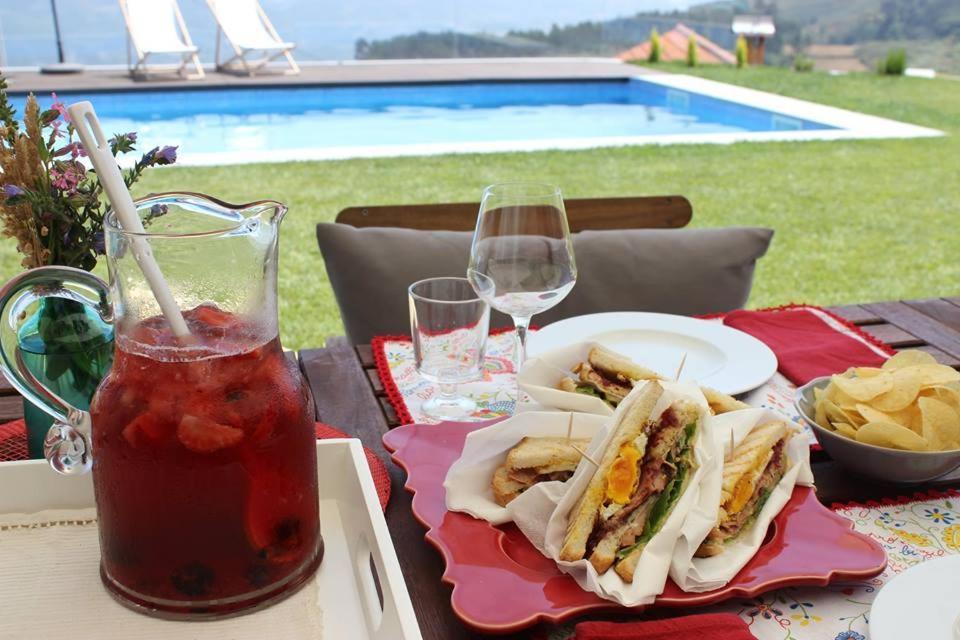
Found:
[0,419,390,511]
[723,304,894,385]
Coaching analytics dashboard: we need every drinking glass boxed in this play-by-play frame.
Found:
[467,183,577,403]
[409,277,490,420]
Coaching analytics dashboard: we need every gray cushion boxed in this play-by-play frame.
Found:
[316,224,773,344]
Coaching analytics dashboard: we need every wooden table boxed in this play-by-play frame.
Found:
[2,298,959,638]
[297,298,960,640]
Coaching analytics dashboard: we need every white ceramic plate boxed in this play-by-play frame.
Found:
[870,556,960,640]
[527,312,777,396]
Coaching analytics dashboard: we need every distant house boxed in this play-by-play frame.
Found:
[618,23,736,65]
[732,15,775,65]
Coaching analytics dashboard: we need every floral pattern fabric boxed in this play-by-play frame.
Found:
[535,492,959,640]
[378,330,520,424]
[705,492,959,639]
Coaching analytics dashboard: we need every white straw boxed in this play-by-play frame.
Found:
[67,102,191,339]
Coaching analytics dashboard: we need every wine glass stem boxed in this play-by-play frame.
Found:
[513,315,531,407]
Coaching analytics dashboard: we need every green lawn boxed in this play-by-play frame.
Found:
[3,65,958,350]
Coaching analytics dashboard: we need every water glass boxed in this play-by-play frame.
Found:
[409,277,490,420]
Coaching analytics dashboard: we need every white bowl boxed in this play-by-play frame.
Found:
[794,376,960,484]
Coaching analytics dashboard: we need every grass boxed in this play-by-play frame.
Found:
[2,64,958,350]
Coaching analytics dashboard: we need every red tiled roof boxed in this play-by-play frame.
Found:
[619,23,736,65]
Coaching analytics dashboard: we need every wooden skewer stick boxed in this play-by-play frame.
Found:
[571,444,600,468]
[674,352,688,381]
[565,412,574,442]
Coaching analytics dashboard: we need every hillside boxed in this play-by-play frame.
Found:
[358,0,960,73]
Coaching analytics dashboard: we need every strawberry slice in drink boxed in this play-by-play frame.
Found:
[190,303,239,330]
[122,412,168,448]
[241,455,310,563]
[177,414,245,453]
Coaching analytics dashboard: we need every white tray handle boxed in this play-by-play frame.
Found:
[338,439,423,640]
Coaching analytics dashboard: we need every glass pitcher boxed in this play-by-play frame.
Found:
[0,193,322,618]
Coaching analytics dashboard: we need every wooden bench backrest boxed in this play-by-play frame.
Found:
[335,195,692,232]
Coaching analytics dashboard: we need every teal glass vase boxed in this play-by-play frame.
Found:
[18,297,113,458]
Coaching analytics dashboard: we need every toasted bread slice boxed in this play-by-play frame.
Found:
[588,345,663,383]
[722,421,789,515]
[492,465,527,507]
[701,387,751,415]
[492,437,591,506]
[577,362,632,405]
[559,382,664,563]
[506,436,591,475]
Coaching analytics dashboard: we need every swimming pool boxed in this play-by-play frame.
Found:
[14,75,940,165]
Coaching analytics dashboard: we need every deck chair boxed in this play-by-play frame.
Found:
[205,0,300,76]
[119,0,205,80]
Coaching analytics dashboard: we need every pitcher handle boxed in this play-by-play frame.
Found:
[0,266,112,475]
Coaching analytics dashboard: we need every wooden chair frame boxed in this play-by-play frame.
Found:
[207,0,300,77]
[335,196,692,233]
[119,0,205,80]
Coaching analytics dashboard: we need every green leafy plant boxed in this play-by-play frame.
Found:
[735,35,748,68]
[686,34,698,68]
[793,55,815,72]
[878,48,907,75]
[648,28,661,63]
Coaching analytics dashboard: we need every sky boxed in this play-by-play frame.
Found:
[0,0,696,65]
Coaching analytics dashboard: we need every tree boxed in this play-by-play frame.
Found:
[686,34,698,67]
[648,28,661,63]
[735,35,748,68]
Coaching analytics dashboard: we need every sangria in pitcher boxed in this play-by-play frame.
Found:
[0,193,323,618]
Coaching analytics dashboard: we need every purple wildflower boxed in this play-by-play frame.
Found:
[50,93,70,122]
[156,145,177,165]
[92,231,105,255]
[3,184,24,199]
[54,142,83,158]
[125,132,138,143]
[50,162,86,194]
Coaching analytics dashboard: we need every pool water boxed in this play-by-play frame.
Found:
[14,79,835,162]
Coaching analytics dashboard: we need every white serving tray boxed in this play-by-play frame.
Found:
[0,439,422,640]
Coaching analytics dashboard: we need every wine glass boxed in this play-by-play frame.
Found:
[467,183,577,407]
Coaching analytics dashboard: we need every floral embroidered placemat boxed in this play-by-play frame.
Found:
[536,491,958,640]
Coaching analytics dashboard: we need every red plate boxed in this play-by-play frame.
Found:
[383,419,887,635]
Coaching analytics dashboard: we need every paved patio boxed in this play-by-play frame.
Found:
[4,58,647,94]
